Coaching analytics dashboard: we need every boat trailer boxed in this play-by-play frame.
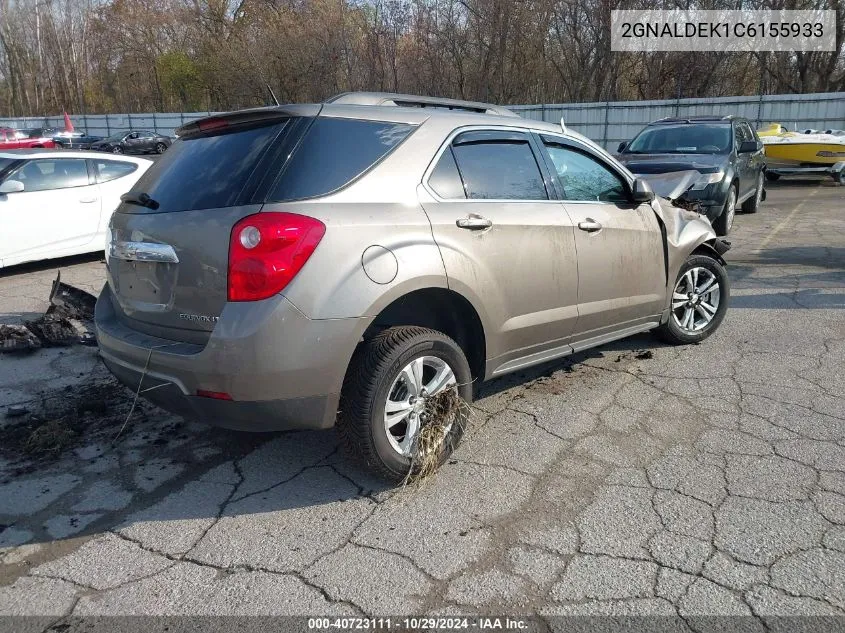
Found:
[765,161,845,185]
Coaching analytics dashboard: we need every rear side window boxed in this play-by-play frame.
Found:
[130,121,287,212]
[269,118,414,201]
[94,160,138,183]
[451,138,547,200]
[428,148,466,199]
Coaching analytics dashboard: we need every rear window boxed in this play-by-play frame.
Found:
[269,118,414,201]
[129,121,287,212]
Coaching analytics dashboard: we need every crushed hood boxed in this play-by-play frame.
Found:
[639,169,701,201]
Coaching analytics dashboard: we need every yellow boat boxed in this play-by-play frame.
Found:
[757,123,845,166]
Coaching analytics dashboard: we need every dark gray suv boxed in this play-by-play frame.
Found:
[616,116,767,236]
[96,92,731,481]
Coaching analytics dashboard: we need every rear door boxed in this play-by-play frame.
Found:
[419,128,580,371]
[0,157,100,262]
[537,135,665,346]
[104,115,310,343]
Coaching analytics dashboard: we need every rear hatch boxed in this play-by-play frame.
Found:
[105,106,318,343]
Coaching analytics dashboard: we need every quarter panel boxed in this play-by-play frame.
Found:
[272,201,449,320]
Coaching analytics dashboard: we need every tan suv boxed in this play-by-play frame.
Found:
[95,92,731,480]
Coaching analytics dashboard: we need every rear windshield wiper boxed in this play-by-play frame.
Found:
[120,191,160,210]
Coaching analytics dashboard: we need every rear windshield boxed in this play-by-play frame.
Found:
[625,124,732,155]
[128,121,287,212]
[269,118,414,201]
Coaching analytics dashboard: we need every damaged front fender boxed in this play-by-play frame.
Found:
[644,171,730,321]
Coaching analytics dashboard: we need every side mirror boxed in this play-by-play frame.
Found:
[739,140,762,153]
[617,141,628,153]
[0,179,24,194]
[631,177,655,203]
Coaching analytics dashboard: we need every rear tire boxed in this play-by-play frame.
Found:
[742,173,763,214]
[111,146,123,154]
[338,326,473,482]
[655,254,730,346]
[713,185,736,236]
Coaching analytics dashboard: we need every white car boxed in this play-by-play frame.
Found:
[0,150,152,268]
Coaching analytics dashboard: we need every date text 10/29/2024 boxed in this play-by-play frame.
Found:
[308,618,530,630]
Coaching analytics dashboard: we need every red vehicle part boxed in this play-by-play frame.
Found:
[0,127,56,150]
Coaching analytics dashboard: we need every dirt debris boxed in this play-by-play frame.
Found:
[404,388,472,485]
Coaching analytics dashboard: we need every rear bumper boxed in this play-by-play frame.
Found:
[95,285,370,431]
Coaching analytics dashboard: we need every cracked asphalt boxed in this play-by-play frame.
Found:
[0,180,843,629]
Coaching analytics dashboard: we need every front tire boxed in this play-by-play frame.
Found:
[713,184,736,236]
[655,254,730,345]
[155,142,167,154]
[742,173,763,214]
[338,326,473,482]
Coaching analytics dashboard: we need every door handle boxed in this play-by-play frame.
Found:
[456,215,493,230]
[578,219,603,232]
[79,197,98,203]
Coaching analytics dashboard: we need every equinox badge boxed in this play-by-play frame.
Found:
[179,313,219,323]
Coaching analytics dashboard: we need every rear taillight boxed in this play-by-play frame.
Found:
[227,213,325,302]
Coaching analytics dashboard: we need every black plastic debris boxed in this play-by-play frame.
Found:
[48,270,97,321]
[0,324,42,353]
[6,405,29,418]
[0,272,99,352]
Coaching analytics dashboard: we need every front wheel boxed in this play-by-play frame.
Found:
[713,185,736,236]
[742,173,763,214]
[338,326,473,482]
[155,142,167,154]
[655,254,730,345]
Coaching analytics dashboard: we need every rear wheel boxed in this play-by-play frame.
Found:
[338,326,472,482]
[111,146,123,154]
[655,254,730,345]
[742,173,763,214]
[713,185,736,236]
[54,141,64,150]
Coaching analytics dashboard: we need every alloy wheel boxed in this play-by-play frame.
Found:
[383,356,457,456]
[671,267,721,333]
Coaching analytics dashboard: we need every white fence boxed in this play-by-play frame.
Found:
[2,92,843,149]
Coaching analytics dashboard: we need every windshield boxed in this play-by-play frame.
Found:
[625,123,732,155]
[0,157,15,172]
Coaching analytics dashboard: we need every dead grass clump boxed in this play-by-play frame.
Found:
[404,388,473,485]
[24,419,78,455]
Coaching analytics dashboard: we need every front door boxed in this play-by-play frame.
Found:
[419,129,580,373]
[538,135,666,345]
[0,158,101,264]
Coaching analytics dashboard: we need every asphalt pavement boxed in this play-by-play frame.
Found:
[0,179,843,628]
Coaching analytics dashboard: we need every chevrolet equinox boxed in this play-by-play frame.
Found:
[95,92,731,481]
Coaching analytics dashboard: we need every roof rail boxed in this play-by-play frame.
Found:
[653,115,734,124]
[326,92,518,118]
